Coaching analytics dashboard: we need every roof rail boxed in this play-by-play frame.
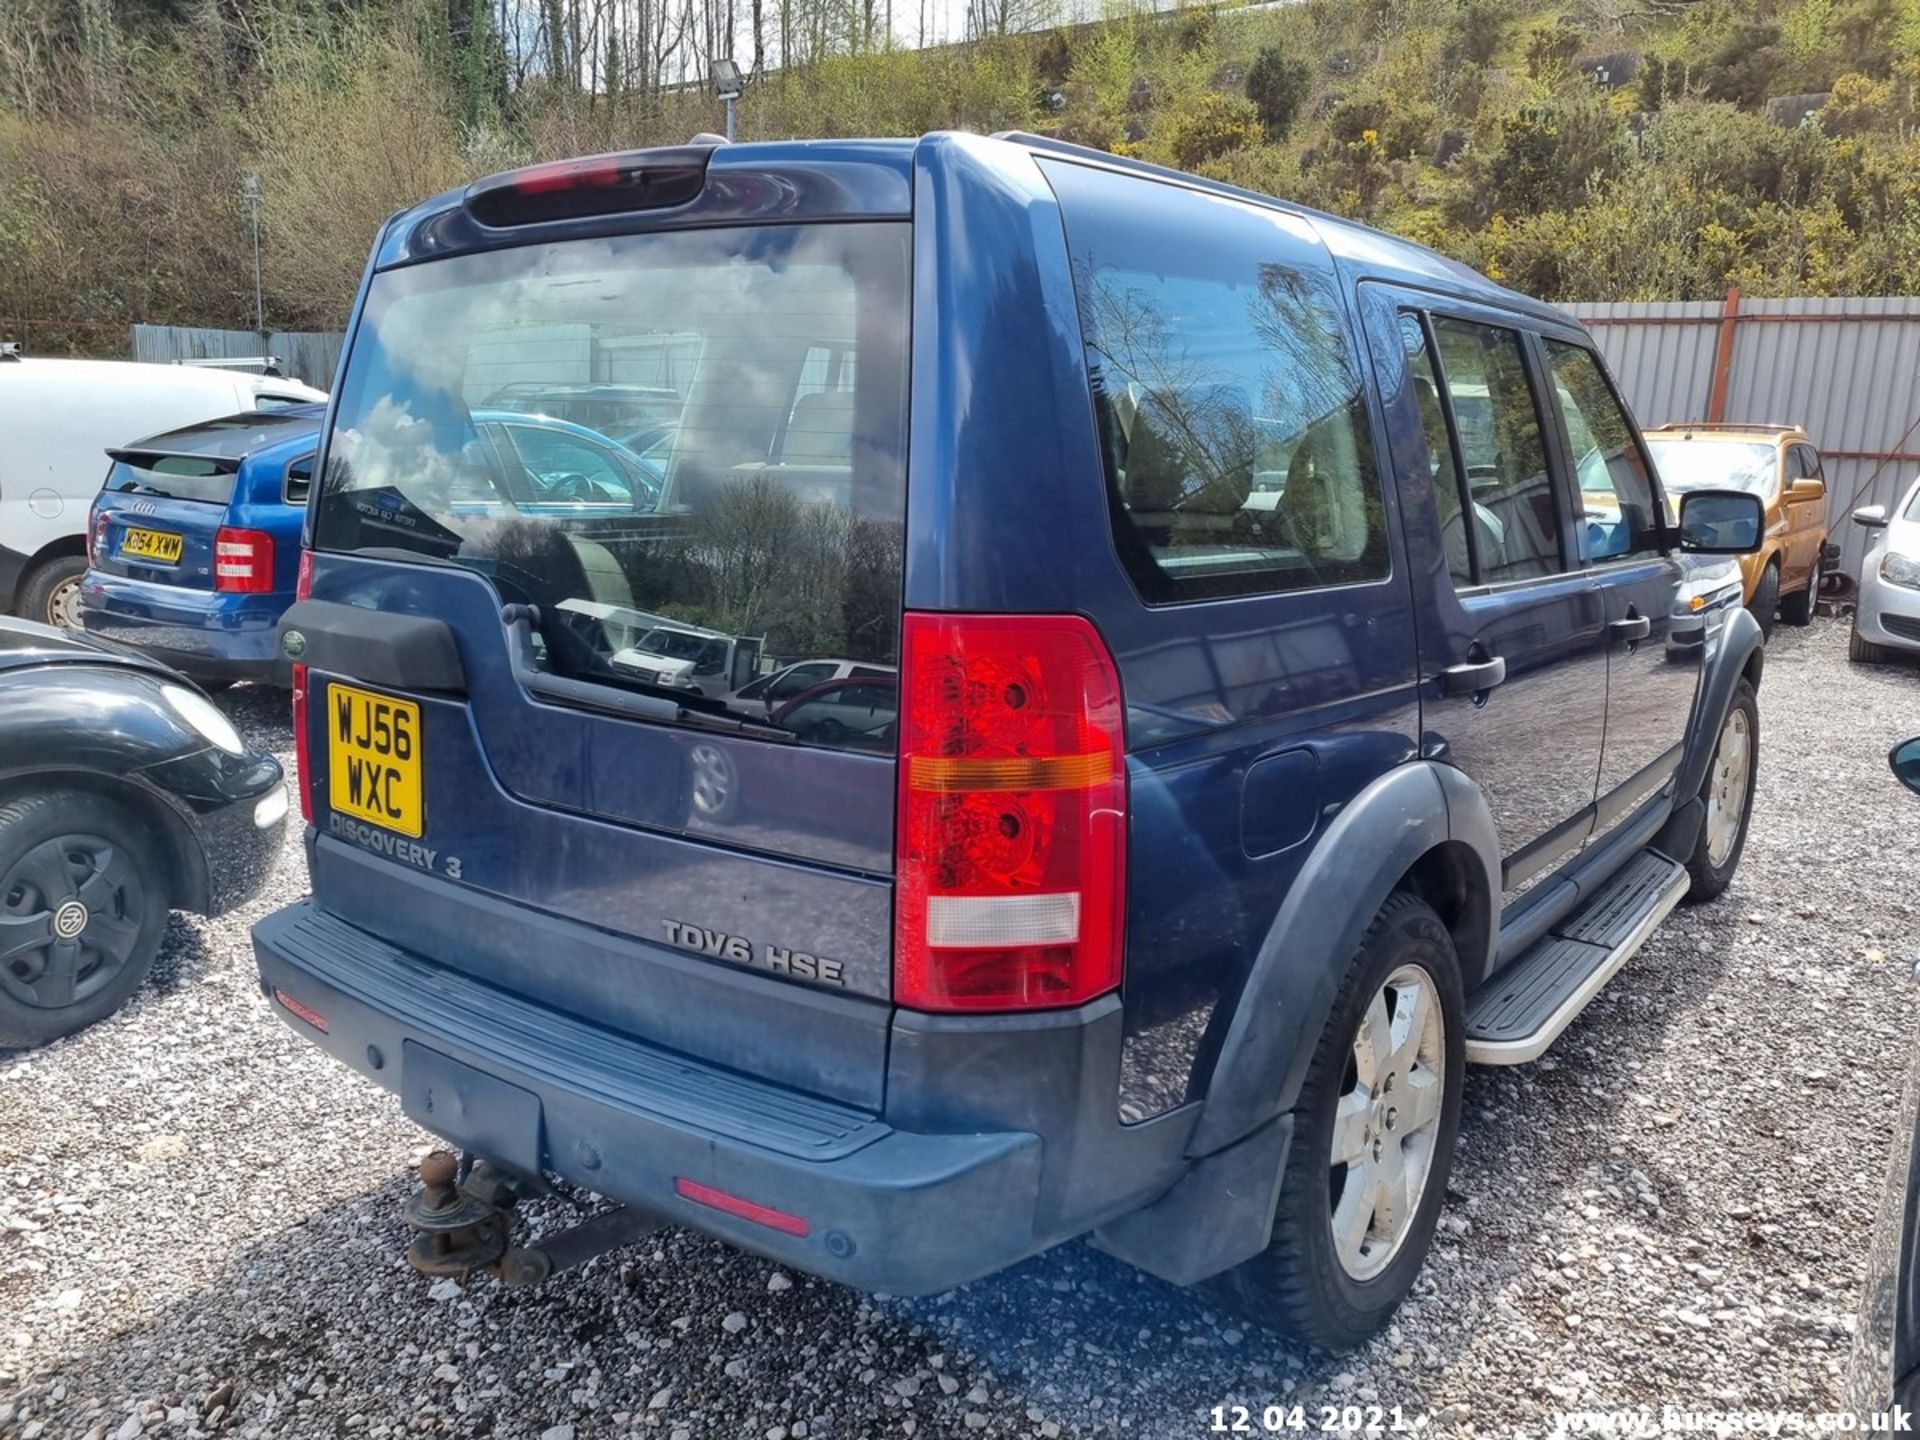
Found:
[1646,420,1800,434]
[176,355,286,377]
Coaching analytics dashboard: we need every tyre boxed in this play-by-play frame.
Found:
[1779,554,1821,627]
[16,554,88,630]
[1850,625,1901,666]
[1746,562,1779,641]
[1681,678,1758,905]
[0,790,170,1048]
[1217,892,1465,1350]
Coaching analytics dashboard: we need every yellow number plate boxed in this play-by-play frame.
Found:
[326,683,423,837]
[121,527,184,563]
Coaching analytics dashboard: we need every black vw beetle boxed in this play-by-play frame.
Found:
[0,618,286,1047]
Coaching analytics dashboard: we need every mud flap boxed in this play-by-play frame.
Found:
[1088,1115,1292,1286]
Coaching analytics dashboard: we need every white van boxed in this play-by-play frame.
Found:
[0,356,326,625]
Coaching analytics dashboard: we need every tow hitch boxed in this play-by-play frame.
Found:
[403,1150,664,1287]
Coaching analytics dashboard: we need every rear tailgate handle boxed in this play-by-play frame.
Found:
[279,599,467,694]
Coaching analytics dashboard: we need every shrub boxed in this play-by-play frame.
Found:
[1245,46,1313,137]
[1167,90,1263,169]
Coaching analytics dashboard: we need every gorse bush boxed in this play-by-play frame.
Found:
[7,0,1920,352]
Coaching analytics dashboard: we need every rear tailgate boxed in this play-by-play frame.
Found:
[92,483,221,589]
[296,216,910,1071]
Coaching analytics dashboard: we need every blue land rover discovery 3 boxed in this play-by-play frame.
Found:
[254,132,1766,1348]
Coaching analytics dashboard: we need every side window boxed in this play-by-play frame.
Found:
[768,662,835,701]
[1398,313,1473,587]
[505,426,625,494]
[1795,444,1825,482]
[1544,340,1663,564]
[1049,164,1389,601]
[1429,318,1562,583]
[284,456,314,505]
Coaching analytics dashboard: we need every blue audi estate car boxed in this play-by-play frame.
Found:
[81,407,666,684]
[81,408,323,684]
[255,134,1766,1347]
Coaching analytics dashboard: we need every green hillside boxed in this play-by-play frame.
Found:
[3,0,1918,352]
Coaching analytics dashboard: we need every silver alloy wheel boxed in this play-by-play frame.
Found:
[47,575,83,630]
[688,743,733,817]
[1705,704,1752,867]
[1329,962,1446,1281]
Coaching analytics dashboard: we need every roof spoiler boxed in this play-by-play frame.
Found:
[465,144,718,227]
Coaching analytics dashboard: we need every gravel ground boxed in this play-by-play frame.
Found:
[2,615,1917,1439]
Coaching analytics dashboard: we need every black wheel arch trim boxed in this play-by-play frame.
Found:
[1666,606,1764,822]
[0,542,28,614]
[0,767,209,914]
[1188,759,1498,1158]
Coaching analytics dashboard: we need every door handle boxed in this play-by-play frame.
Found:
[1609,613,1652,643]
[1440,654,1507,697]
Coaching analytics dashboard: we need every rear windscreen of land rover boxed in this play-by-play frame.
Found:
[313,223,910,752]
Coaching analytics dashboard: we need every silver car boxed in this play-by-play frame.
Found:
[1851,475,1920,664]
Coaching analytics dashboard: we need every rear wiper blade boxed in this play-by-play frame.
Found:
[501,604,796,744]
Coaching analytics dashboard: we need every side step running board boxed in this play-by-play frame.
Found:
[1465,850,1690,1065]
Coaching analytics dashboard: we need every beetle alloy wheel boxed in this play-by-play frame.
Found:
[688,743,734,818]
[1328,962,1447,1282]
[1705,705,1752,868]
[0,835,146,1010]
[47,575,84,631]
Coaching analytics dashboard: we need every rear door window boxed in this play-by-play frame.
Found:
[1427,318,1562,584]
[314,223,911,740]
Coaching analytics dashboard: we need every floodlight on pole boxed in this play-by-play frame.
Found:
[241,173,265,337]
[711,58,744,142]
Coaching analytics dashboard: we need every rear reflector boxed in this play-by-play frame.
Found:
[466,146,715,227]
[215,526,274,593]
[291,662,312,823]
[894,612,1127,1013]
[273,987,329,1033]
[674,1177,810,1236]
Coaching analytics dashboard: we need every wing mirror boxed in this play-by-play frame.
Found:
[1787,477,1826,503]
[1855,504,1890,529]
[1676,489,1764,554]
[1891,737,1920,795]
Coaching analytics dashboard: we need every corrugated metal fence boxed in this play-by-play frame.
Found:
[1570,291,1920,579]
[129,324,344,394]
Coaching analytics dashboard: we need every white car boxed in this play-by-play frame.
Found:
[0,356,325,626]
[1850,474,1920,663]
[727,657,899,714]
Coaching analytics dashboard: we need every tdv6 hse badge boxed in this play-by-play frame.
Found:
[662,920,846,987]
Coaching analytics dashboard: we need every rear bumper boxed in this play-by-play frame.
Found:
[253,900,1185,1295]
[79,573,290,682]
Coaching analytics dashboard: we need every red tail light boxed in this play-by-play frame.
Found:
[894,613,1127,1012]
[89,506,108,566]
[291,550,313,823]
[214,526,274,593]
